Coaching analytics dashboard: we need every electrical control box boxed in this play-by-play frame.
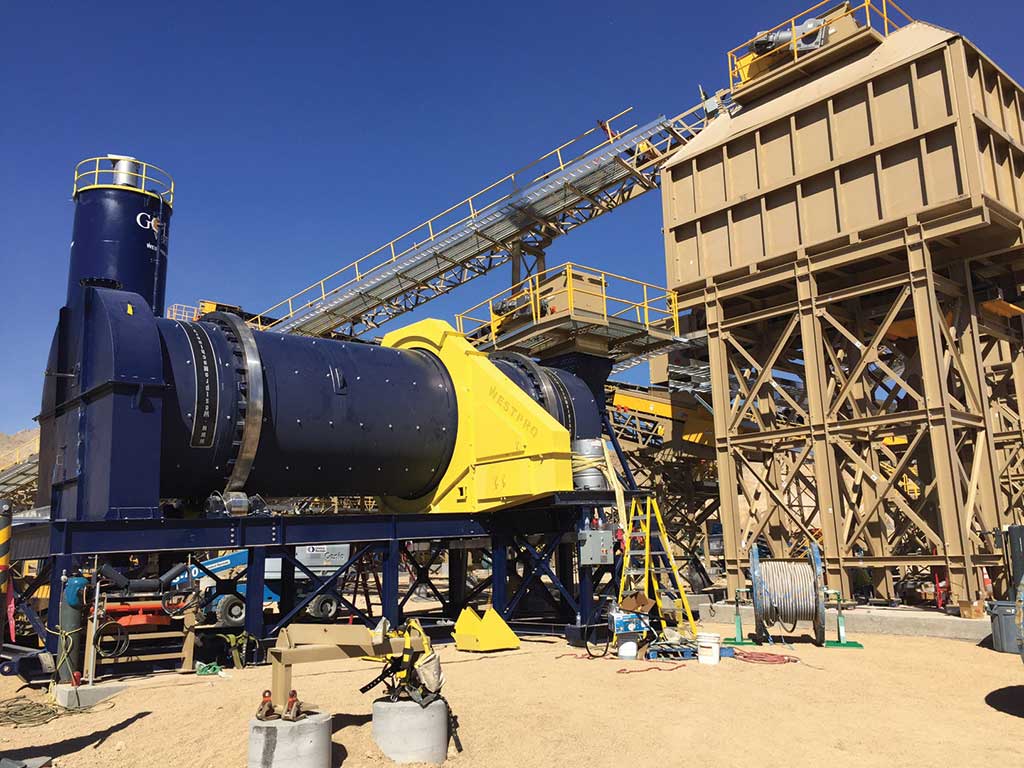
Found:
[578,529,614,566]
[608,609,649,636]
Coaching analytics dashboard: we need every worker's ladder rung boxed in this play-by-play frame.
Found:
[625,551,670,559]
[617,495,697,638]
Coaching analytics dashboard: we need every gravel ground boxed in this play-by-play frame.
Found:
[1,622,1022,767]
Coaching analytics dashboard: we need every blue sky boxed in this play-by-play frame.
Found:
[0,1,1018,433]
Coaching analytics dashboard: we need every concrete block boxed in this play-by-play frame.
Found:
[52,682,125,709]
[372,698,448,764]
[725,604,991,643]
[0,758,53,768]
[248,712,331,768]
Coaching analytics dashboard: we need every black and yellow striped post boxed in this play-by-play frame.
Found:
[0,499,11,643]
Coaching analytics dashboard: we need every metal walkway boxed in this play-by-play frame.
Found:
[0,453,39,508]
[249,104,712,338]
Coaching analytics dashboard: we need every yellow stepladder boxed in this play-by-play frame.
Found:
[617,496,698,639]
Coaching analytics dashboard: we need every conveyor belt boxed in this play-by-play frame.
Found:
[258,104,711,338]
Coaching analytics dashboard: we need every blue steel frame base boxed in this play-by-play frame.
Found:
[45,493,621,660]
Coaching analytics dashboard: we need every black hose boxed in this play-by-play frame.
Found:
[584,623,610,658]
[93,619,130,659]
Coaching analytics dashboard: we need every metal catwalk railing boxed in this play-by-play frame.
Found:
[456,262,679,344]
[727,0,913,92]
[250,102,711,338]
[0,452,39,506]
[0,443,36,474]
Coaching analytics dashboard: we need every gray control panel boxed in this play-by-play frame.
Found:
[578,529,615,565]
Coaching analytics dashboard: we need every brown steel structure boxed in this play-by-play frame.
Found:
[607,386,720,567]
[662,12,1024,602]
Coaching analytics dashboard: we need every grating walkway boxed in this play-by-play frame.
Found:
[0,453,39,507]
[255,104,712,338]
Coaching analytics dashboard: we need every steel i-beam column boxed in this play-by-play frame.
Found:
[796,261,849,597]
[706,285,745,599]
[907,234,981,601]
[961,263,1004,539]
[1008,345,1024,525]
[850,299,896,599]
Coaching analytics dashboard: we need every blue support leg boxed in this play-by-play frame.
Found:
[381,540,400,626]
[578,565,595,625]
[491,533,509,618]
[278,546,295,616]
[244,547,266,646]
[556,540,576,618]
[447,547,468,619]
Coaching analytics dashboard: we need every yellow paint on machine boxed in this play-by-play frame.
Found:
[612,390,715,446]
[452,607,520,652]
[981,299,1024,319]
[612,390,675,420]
[381,319,572,514]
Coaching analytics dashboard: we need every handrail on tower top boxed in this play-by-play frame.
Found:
[727,0,914,92]
[73,155,175,207]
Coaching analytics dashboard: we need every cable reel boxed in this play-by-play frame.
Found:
[749,541,826,646]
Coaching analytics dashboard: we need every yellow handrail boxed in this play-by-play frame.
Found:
[455,262,679,343]
[727,0,914,91]
[73,156,175,207]
[165,304,200,322]
[0,443,37,473]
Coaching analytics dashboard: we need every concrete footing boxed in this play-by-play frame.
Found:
[52,682,125,709]
[708,604,991,643]
[0,757,53,768]
[248,712,331,768]
[372,698,448,764]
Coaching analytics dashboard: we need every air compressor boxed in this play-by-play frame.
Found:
[37,156,609,523]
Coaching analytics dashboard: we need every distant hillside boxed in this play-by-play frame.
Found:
[0,427,39,463]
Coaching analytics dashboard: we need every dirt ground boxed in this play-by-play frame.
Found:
[1,622,1022,768]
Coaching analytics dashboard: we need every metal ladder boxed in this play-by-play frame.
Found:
[618,495,698,638]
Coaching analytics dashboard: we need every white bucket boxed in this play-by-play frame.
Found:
[617,639,638,659]
[696,632,721,665]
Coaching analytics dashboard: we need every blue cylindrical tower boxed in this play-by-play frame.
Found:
[67,155,174,315]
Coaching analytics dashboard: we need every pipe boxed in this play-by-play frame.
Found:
[56,576,89,683]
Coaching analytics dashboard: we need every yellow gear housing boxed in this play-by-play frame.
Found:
[380,319,573,514]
